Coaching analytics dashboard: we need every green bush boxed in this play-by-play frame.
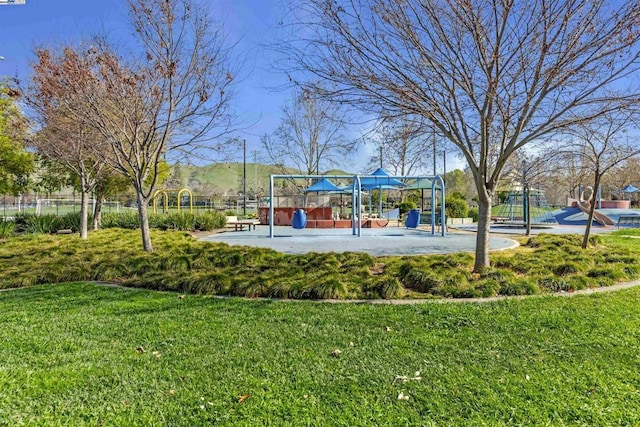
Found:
[60,212,88,232]
[0,220,15,239]
[445,196,468,218]
[468,207,479,222]
[195,211,226,230]
[102,211,140,229]
[102,211,226,232]
[13,213,32,233]
[157,212,197,231]
[24,214,64,234]
[398,200,417,214]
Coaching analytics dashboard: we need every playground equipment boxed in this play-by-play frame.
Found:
[267,173,446,238]
[152,188,193,214]
[494,189,557,224]
[576,186,615,226]
[405,209,420,228]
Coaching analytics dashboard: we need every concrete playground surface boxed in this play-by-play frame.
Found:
[201,226,518,256]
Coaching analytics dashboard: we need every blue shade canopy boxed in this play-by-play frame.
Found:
[623,184,640,193]
[360,168,404,189]
[304,178,343,193]
[336,185,367,195]
[403,178,442,190]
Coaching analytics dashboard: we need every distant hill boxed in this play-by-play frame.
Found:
[168,163,356,195]
[169,163,300,195]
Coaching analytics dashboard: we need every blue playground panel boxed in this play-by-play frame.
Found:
[553,208,640,226]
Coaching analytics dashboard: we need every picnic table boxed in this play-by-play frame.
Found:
[225,216,260,231]
[618,215,640,228]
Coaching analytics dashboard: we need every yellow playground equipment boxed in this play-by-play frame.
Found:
[152,188,193,214]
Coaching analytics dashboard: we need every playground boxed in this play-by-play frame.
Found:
[203,169,523,255]
[458,184,640,235]
[206,179,640,252]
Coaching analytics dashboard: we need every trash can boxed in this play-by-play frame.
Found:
[292,209,307,229]
[405,209,420,229]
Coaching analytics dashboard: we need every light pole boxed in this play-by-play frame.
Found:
[432,130,437,176]
[243,139,247,217]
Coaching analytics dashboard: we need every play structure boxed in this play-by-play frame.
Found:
[562,185,640,227]
[152,188,193,214]
[573,186,614,226]
[494,188,557,225]
[264,169,447,238]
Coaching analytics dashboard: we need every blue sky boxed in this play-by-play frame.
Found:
[0,0,459,172]
[0,1,300,157]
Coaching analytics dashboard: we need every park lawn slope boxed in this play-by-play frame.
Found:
[0,283,639,425]
[0,229,640,298]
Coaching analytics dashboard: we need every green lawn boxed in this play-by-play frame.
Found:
[1,282,639,425]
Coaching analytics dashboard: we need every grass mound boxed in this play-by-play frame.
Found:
[0,229,639,299]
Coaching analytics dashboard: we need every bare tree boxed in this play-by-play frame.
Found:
[546,150,591,201]
[501,151,554,236]
[261,87,356,184]
[368,115,432,176]
[28,50,110,239]
[561,114,640,248]
[31,0,237,251]
[602,158,638,200]
[282,0,640,271]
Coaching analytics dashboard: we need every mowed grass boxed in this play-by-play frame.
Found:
[0,283,639,425]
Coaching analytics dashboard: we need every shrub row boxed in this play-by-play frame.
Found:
[0,229,638,299]
[0,211,227,238]
[101,211,226,231]
[12,212,85,235]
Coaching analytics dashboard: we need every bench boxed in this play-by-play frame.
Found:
[618,215,640,228]
[225,216,260,231]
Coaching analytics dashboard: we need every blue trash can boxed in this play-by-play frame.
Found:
[292,209,307,229]
[405,209,420,229]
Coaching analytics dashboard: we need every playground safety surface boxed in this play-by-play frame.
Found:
[200,226,518,256]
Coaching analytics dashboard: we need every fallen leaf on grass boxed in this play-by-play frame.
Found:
[166,390,176,396]
[397,392,410,401]
[393,373,422,383]
[152,351,161,358]
[238,394,250,403]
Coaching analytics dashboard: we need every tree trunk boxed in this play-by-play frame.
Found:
[79,187,89,239]
[525,185,532,236]
[137,191,153,252]
[582,178,600,249]
[474,188,492,272]
[93,189,104,230]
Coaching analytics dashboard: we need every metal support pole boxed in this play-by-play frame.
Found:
[431,184,436,235]
[243,139,247,216]
[352,178,356,236]
[269,175,274,238]
[356,176,362,237]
